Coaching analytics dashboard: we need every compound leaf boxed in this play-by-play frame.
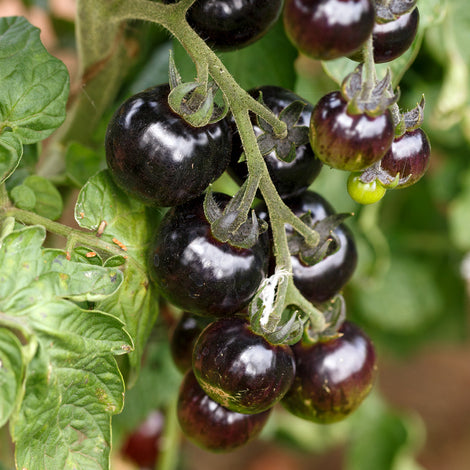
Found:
[12,346,124,470]
[0,225,131,469]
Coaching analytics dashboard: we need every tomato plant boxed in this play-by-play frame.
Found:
[0,0,468,470]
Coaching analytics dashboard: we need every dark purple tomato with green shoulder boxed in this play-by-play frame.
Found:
[105,84,232,207]
[192,317,296,414]
[282,321,377,423]
[121,410,164,468]
[309,91,395,171]
[170,312,214,373]
[283,0,375,60]
[372,7,420,63]
[286,191,357,303]
[177,370,271,451]
[350,7,420,63]
[149,193,269,317]
[229,85,322,199]
[163,0,283,51]
[379,128,431,188]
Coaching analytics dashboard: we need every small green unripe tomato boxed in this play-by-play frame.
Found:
[347,173,387,205]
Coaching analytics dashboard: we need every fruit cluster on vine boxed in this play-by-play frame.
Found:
[103,0,430,452]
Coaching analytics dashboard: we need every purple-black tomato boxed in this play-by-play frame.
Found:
[177,370,271,451]
[164,0,283,51]
[372,8,420,63]
[105,84,232,207]
[149,193,269,317]
[282,321,377,423]
[283,0,375,60]
[380,128,431,188]
[192,317,296,414]
[286,191,358,303]
[309,91,395,172]
[350,8,420,63]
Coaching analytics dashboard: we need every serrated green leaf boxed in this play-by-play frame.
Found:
[71,246,104,266]
[75,170,161,262]
[0,229,124,311]
[104,254,127,268]
[74,170,161,380]
[26,300,132,356]
[0,17,69,183]
[0,17,69,142]
[18,175,63,220]
[0,329,23,427]
[0,224,132,468]
[98,264,159,384]
[11,345,124,470]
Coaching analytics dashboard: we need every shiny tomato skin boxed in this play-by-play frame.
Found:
[286,191,358,303]
[372,8,420,63]
[380,128,431,188]
[149,193,269,317]
[164,0,283,51]
[105,84,232,207]
[282,321,377,423]
[229,85,322,199]
[283,0,375,60]
[192,317,296,414]
[177,370,271,451]
[310,91,395,172]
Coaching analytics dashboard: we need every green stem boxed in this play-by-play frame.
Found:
[361,35,377,98]
[114,0,287,138]
[357,200,390,286]
[155,398,180,470]
[1,207,127,258]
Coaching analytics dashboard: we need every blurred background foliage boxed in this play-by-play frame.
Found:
[1,0,469,469]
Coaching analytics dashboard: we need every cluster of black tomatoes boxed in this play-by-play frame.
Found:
[105,80,377,451]
[104,0,428,453]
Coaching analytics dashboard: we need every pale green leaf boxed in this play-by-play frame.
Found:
[12,346,124,470]
[0,329,23,427]
[0,224,132,468]
[98,264,159,384]
[10,183,36,211]
[0,17,69,143]
[75,170,161,380]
